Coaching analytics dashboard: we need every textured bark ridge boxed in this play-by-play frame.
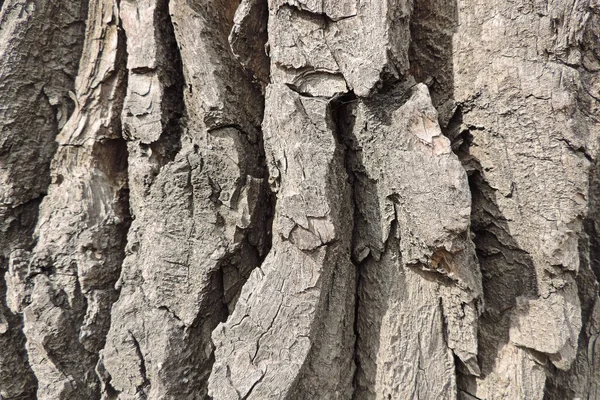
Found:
[0,0,599,399]
[0,0,88,397]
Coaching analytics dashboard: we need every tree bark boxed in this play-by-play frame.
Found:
[0,0,598,399]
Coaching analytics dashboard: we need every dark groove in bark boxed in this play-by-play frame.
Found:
[453,116,541,392]
[79,7,130,393]
[350,265,364,399]
[408,0,458,128]
[330,92,362,398]
[129,331,150,393]
[330,92,384,400]
[155,0,185,164]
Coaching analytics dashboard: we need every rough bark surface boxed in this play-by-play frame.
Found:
[0,0,598,399]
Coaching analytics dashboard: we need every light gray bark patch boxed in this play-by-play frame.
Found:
[209,84,356,400]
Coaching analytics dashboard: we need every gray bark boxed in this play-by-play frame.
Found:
[0,0,598,399]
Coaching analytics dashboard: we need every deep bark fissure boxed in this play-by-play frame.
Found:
[154,0,185,164]
[330,91,365,398]
[454,120,544,393]
[408,0,458,129]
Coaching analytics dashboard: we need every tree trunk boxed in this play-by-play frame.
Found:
[0,0,598,399]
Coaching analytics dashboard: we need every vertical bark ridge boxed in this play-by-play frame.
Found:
[210,1,483,399]
[0,0,89,398]
[3,0,130,398]
[453,0,600,397]
[345,81,482,400]
[209,82,357,400]
[99,0,269,398]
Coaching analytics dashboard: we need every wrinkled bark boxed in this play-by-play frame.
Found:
[0,0,598,399]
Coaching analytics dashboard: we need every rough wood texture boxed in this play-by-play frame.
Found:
[0,0,598,399]
[0,0,88,398]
